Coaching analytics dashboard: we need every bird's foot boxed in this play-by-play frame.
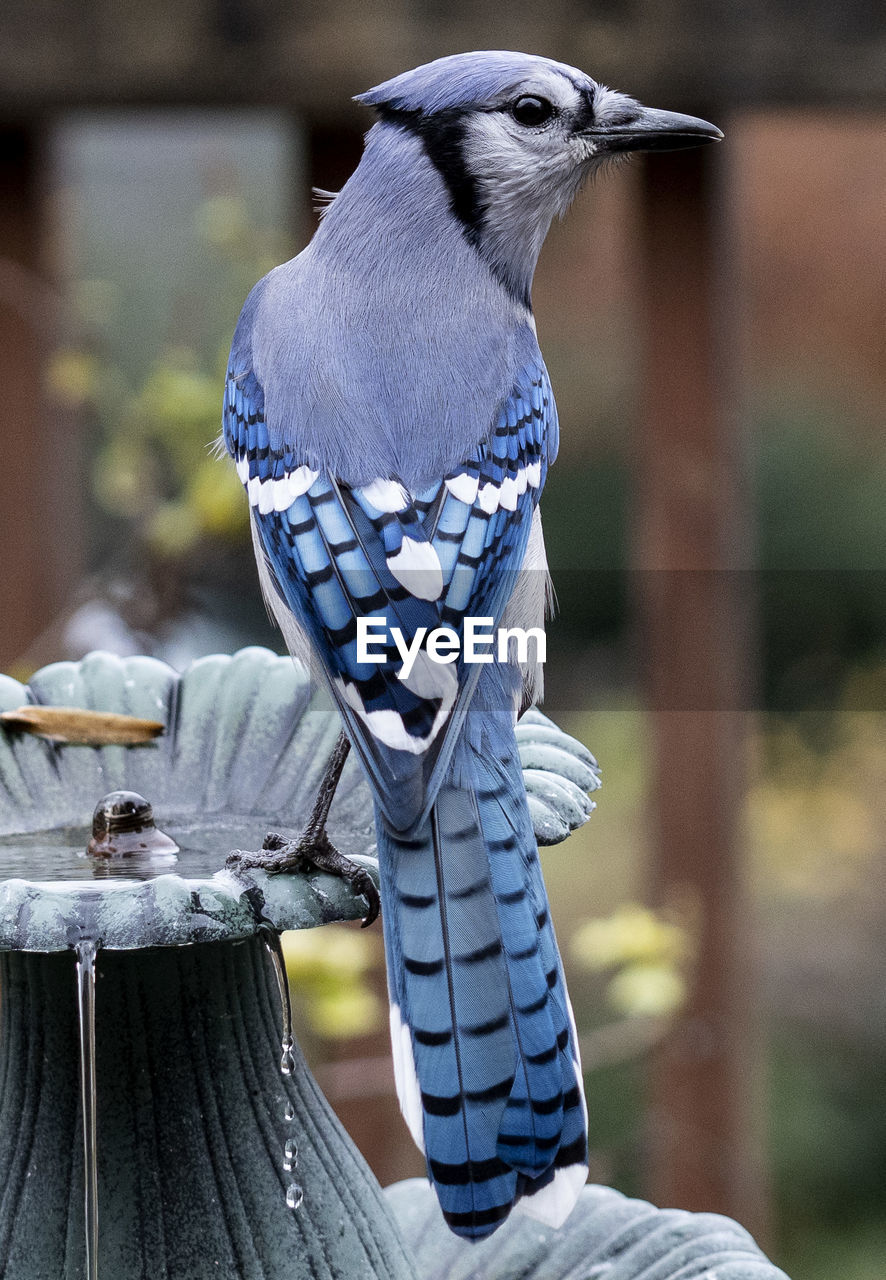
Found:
[227,829,380,927]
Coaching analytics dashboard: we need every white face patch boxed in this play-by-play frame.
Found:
[462,76,592,215]
[458,71,607,300]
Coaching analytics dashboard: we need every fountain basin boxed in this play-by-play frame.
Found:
[0,647,600,952]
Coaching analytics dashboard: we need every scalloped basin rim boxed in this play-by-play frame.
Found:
[0,860,379,953]
[0,647,599,952]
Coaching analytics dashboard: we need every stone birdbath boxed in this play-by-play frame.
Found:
[0,647,790,1280]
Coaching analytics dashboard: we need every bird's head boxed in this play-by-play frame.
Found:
[355,51,722,306]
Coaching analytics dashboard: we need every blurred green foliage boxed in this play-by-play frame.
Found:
[557,680,886,1280]
[51,116,296,578]
[771,1034,886,1280]
[755,401,886,709]
[282,924,382,1040]
[542,400,886,707]
[747,690,886,1279]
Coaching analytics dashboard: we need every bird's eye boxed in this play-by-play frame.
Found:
[511,96,554,127]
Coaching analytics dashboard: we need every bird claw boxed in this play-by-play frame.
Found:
[226,829,380,927]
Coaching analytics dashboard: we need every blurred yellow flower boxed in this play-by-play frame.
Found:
[308,989,380,1039]
[572,902,690,971]
[47,349,99,408]
[281,926,381,1040]
[572,902,692,1021]
[607,962,687,1019]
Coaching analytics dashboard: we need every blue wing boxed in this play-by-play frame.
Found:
[223,362,558,833]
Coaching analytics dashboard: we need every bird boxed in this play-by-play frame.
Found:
[222,50,722,1240]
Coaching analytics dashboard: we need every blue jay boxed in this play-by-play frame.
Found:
[223,51,721,1239]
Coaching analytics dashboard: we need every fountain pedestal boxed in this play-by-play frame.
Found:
[0,937,415,1280]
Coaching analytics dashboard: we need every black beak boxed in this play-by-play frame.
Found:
[588,107,724,154]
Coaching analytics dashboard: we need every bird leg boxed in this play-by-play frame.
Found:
[226,732,380,927]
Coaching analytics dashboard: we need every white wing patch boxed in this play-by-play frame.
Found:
[337,651,457,754]
[240,463,319,512]
[389,1003,426,1153]
[445,473,480,505]
[524,461,542,489]
[455,460,543,520]
[477,481,501,515]
[387,536,444,600]
[358,478,410,513]
[517,1162,588,1229]
[498,472,525,511]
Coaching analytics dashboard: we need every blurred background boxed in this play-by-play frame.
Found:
[1,4,884,1277]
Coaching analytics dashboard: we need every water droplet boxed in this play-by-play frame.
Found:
[280,1035,295,1076]
[283,1137,298,1171]
[286,1182,304,1210]
[284,1102,295,1122]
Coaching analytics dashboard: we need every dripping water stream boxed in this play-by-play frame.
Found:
[260,928,303,1210]
[261,926,295,1076]
[75,941,99,1280]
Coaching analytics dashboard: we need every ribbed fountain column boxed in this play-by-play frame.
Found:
[0,935,416,1280]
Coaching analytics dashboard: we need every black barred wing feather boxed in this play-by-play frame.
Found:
[432,366,556,623]
[223,361,557,833]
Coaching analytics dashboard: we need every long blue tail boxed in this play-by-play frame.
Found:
[376,707,588,1240]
